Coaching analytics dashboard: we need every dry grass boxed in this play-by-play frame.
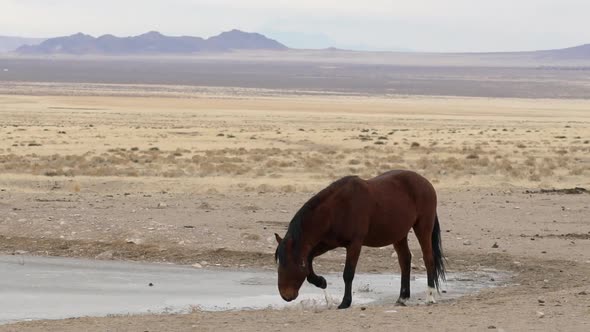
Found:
[1,93,589,192]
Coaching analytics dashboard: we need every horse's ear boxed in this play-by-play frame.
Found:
[274,233,282,244]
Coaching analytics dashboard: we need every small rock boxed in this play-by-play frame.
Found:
[488,326,496,329]
[149,283,154,287]
[492,242,499,248]
[360,306,367,311]
[241,233,261,241]
[192,263,203,268]
[359,313,366,318]
[536,311,544,318]
[95,251,114,260]
[157,202,167,208]
[578,291,588,295]
[125,238,143,245]
[356,285,373,296]
[463,240,472,246]
[14,250,29,255]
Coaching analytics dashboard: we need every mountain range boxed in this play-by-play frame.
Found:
[0,36,46,53]
[1,30,589,59]
[13,30,287,55]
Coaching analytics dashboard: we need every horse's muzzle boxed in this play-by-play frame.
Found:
[279,288,299,302]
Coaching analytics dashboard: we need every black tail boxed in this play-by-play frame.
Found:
[432,214,447,291]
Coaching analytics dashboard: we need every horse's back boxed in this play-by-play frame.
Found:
[368,170,436,201]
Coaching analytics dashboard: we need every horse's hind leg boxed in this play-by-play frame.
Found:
[413,218,437,304]
[393,236,412,305]
[306,244,332,289]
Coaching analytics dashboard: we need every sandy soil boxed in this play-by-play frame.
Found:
[0,91,589,331]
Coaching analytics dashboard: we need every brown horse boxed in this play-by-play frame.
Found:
[274,170,445,309]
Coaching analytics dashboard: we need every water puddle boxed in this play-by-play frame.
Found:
[0,255,510,324]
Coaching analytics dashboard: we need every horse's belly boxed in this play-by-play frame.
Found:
[362,236,394,247]
[363,222,413,247]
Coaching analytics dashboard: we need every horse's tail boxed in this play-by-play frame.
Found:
[432,214,446,291]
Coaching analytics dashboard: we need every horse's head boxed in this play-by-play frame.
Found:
[274,233,308,302]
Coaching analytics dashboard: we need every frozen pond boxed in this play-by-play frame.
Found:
[0,255,510,324]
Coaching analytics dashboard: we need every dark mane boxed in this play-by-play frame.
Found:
[275,176,358,266]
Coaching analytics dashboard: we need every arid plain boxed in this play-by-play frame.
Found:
[0,85,589,331]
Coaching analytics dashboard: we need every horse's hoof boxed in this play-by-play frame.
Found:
[337,299,352,309]
[317,276,327,289]
[337,303,351,309]
[395,298,408,306]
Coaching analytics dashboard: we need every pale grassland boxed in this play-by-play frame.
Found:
[0,93,588,193]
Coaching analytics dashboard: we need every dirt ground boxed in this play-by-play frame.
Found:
[0,90,589,331]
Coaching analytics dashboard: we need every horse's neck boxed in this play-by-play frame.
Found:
[296,200,330,258]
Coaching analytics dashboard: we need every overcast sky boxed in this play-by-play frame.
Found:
[1,0,589,52]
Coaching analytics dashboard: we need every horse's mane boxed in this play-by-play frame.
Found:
[275,176,358,266]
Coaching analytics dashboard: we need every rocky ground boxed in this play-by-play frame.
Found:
[0,186,589,331]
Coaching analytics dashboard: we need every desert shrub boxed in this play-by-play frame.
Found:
[281,185,296,193]
[415,157,432,170]
[524,157,536,167]
[529,173,541,181]
[443,157,463,171]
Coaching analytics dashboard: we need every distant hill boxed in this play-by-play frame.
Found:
[0,36,45,53]
[533,44,590,59]
[16,30,287,55]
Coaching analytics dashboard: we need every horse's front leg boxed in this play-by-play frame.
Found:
[306,244,331,289]
[338,242,362,309]
[307,255,327,289]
